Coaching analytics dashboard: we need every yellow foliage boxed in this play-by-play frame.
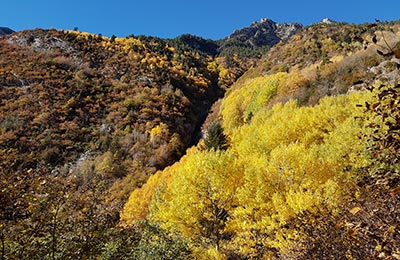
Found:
[330,55,345,63]
[207,61,218,72]
[120,169,173,225]
[122,80,373,257]
[217,65,236,87]
[278,70,310,95]
[226,91,372,255]
[221,72,287,132]
[150,149,243,254]
[149,123,169,144]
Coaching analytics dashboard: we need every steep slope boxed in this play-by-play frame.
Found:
[221,18,302,49]
[122,21,400,259]
[236,21,400,106]
[173,19,302,58]
[0,28,223,259]
[2,19,399,260]
[173,19,303,88]
[217,18,303,87]
[0,19,303,259]
[0,28,222,170]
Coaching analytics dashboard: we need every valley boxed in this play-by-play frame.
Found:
[0,19,399,259]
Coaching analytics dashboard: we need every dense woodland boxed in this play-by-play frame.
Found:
[0,20,399,259]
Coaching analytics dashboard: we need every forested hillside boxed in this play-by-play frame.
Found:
[0,20,399,259]
[0,28,224,259]
[122,21,400,259]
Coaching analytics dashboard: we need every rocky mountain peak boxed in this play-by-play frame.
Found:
[0,27,14,36]
[224,18,302,48]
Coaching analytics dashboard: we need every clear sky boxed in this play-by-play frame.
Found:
[1,0,399,40]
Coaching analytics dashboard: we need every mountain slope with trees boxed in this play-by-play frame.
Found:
[0,20,399,259]
[0,28,223,259]
[122,21,400,259]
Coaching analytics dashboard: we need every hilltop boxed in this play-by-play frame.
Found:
[222,18,302,48]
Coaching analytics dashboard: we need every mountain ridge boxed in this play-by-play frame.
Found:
[0,27,14,35]
[226,18,302,46]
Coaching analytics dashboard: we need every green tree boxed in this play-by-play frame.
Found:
[203,122,227,151]
[110,34,116,43]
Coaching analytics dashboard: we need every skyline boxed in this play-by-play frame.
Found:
[2,1,399,39]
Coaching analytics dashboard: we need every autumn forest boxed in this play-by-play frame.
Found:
[0,20,399,259]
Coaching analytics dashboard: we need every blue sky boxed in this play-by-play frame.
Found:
[2,1,399,39]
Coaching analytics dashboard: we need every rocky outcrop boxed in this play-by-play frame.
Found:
[221,18,302,49]
[7,29,74,52]
[319,18,338,24]
[0,27,14,36]
[275,22,303,39]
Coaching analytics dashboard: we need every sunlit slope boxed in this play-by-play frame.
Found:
[121,21,400,259]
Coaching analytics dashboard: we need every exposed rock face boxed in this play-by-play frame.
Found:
[0,27,14,36]
[7,29,74,52]
[320,18,338,24]
[223,18,303,48]
[275,22,303,39]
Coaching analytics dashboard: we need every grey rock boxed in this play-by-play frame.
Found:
[320,18,338,24]
[275,22,303,39]
[221,18,302,50]
[7,33,74,52]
